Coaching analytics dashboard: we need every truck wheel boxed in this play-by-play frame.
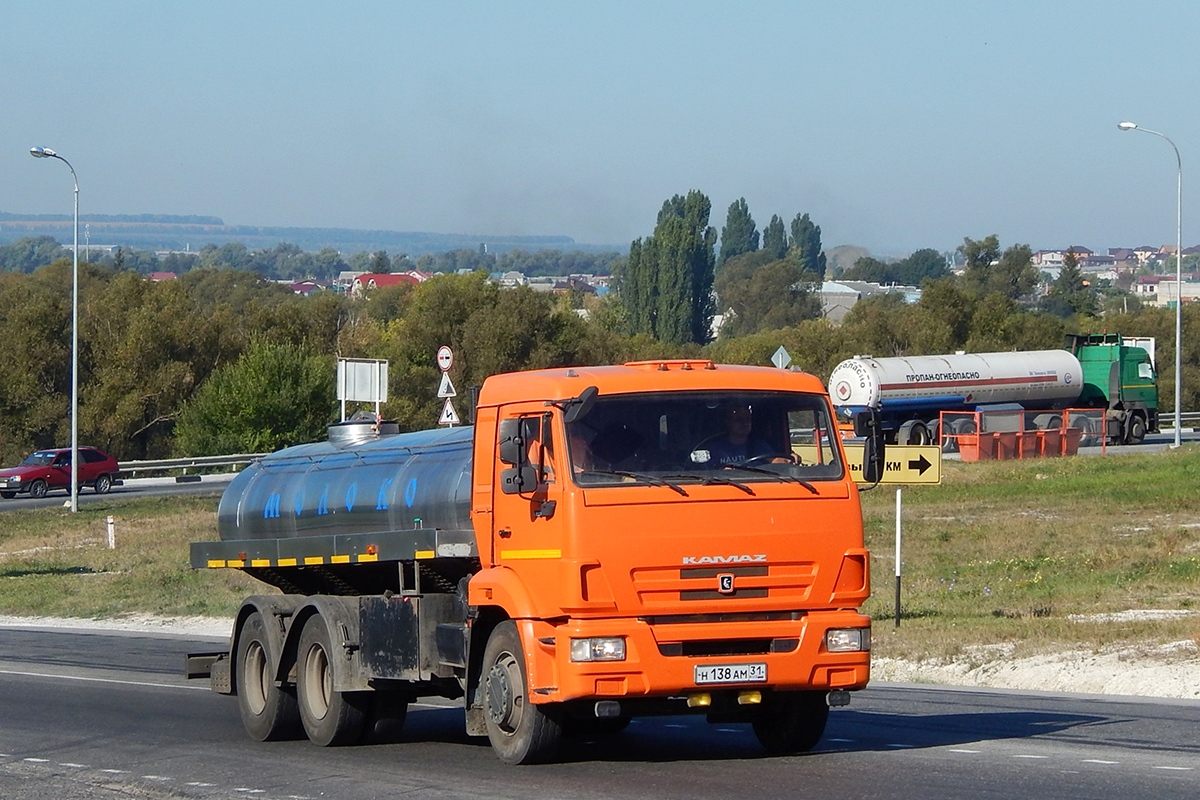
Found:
[897,420,931,446]
[481,620,562,764]
[94,474,112,494]
[29,479,48,499]
[296,614,372,746]
[236,611,301,741]
[1127,415,1147,445]
[751,691,829,754]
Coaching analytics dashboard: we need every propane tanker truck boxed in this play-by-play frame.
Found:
[188,360,883,764]
[828,333,1158,447]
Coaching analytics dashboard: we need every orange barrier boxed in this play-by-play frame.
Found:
[1061,427,1082,456]
[1039,428,1062,457]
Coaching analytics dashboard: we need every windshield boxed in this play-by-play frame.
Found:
[20,451,57,467]
[566,390,843,487]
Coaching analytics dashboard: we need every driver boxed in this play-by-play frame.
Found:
[706,405,776,466]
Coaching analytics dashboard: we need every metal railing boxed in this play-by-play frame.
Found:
[1160,412,1200,430]
[118,453,265,480]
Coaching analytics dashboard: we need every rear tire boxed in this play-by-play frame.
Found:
[235,611,301,741]
[296,615,372,746]
[481,621,563,764]
[94,474,112,494]
[29,479,48,499]
[752,691,829,754]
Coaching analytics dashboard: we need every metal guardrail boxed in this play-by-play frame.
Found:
[118,453,266,479]
[1160,411,1200,429]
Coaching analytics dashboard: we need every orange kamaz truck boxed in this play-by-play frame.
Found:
[188,360,881,764]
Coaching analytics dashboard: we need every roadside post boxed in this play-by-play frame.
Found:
[843,443,942,627]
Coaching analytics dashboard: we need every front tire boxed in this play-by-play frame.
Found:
[28,479,48,499]
[296,615,372,746]
[752,691,830,754]
[481,621,563,764]
[1127,415,1147,445]
[0,491,14,499]
[235,611,301,741]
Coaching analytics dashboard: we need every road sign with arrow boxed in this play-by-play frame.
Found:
[840,443,941,485]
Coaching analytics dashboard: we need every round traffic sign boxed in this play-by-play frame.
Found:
[436,345,453,372]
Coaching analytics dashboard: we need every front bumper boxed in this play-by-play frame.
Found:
[518,609,870,704]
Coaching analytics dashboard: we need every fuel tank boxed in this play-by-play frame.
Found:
[828,350,1084,409]
[216,420,475,541]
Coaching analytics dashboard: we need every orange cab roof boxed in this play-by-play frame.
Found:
[476,361,828,408]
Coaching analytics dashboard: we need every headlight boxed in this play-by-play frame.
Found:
[825,628,870,653]
[570,637,626,662]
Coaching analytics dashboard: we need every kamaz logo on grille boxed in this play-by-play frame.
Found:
[682,554,766,565]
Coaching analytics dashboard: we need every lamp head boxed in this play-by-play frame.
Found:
[29,146,56,158]
[1117,122,1138,132]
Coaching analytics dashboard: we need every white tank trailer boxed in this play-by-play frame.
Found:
[829,337,1158,446]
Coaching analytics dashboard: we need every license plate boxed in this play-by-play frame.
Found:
[694,662,767,685]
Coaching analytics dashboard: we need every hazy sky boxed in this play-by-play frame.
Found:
[4,1,1199,256]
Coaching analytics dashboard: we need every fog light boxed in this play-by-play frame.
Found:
[825,628,870,653]
[570,637,626,662]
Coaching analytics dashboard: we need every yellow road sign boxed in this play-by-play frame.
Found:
[841,443,942,485]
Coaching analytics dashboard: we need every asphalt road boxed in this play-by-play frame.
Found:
[0,625,1196,800]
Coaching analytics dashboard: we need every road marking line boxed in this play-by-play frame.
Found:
[22,758,50,763]
[1082,759,1119,765]
[0,666,209,692]
[1013,755,1048,759]
[949,749,980,754]
[1153,766,1193,771]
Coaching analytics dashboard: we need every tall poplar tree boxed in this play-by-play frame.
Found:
[617,191,717,345]
[718,198,759,267]
[762,215,788,259]
[789,213,827,281]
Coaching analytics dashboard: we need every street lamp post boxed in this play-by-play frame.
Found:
[29,146,80,511]
[1118,122,1183,449]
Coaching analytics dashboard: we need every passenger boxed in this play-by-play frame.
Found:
[706,405,776,467]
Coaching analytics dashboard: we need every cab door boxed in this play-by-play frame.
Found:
[492,405,566,615]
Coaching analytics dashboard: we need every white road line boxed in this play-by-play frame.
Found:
[948,749,980,754]
[1082,759,1120,765]
[0,666,207,692]
[1153,766,1194,771]
[1013,755,1049,759]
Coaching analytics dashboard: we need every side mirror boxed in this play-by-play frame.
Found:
[853,409,886,484]
[564,385,599,424]
[498,419,523,466]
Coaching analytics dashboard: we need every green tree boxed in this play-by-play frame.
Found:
[1041,248,1097,318]
[369,250,392,274]
[173,339,334,455]
[718,197,759,267]
[715,251,820,337]
[789,213,827,281]
[617,191,717,345]
[958,235,1038,300]
[762,215,788,259]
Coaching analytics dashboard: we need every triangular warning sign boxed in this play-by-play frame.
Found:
[437,372,457,398]
[439,398,460,426]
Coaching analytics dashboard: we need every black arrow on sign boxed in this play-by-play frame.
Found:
[908,454,932,475]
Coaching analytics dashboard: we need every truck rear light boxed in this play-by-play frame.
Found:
[570,637,626,662]
[825,628,870,653]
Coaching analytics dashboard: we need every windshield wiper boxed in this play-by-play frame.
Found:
[724,464,819,495]
[663,473,755,495]
[583,470,688,496]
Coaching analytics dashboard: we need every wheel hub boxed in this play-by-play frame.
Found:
[485,662,516,727]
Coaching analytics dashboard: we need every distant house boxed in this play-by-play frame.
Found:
[350,272,420,298]
[819,280,920,324]
[146,272,177,282]
[289,280,322,296]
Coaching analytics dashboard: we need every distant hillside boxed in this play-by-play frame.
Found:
[0,212,623,256]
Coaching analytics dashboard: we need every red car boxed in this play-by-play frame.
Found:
[0,447,121,499]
